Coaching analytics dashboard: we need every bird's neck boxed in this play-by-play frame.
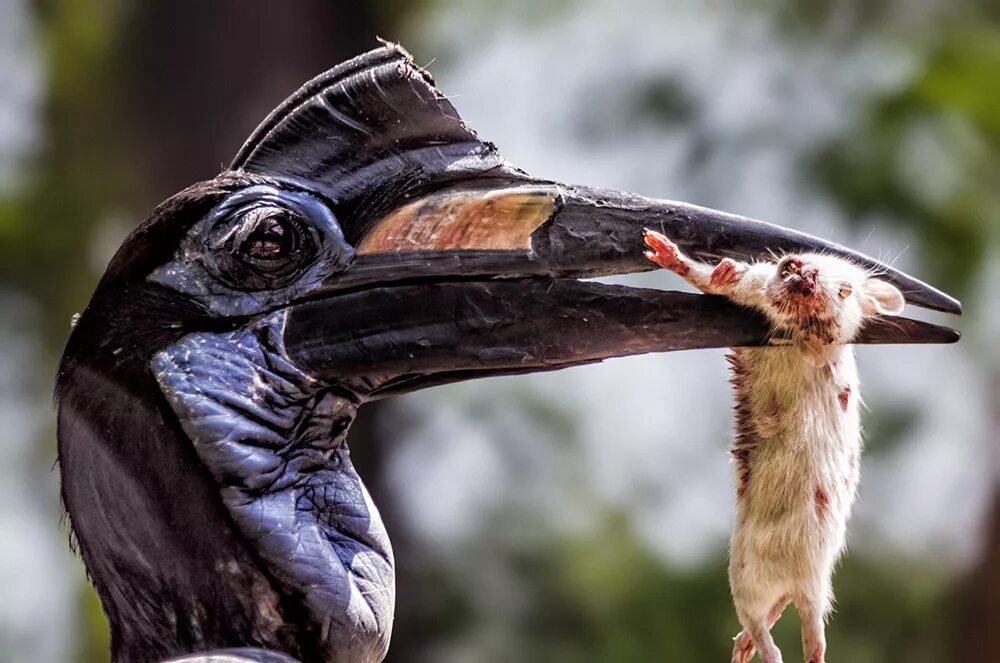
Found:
[152,309,395,661]
[58,310,298,660]
[58,287,391,662]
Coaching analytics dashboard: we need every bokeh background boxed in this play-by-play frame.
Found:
[1,1,997,661]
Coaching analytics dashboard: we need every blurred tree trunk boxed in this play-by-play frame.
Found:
[120,1,381,202]
[951,371,1000,662]
[952,494,1000,661]
[351,406,434,663]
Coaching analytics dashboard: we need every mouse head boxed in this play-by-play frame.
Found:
[766,253,905,344]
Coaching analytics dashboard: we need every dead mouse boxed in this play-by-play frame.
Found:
[643,228,904,663]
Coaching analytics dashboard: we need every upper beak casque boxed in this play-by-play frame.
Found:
[231,43,960,398]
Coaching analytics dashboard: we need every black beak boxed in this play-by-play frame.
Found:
[281,183,960,398]
[234,43,960,398]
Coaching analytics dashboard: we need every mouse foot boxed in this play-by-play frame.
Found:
[642,229,689,275]
[710,258,741,287]
[731,631,756,663]
[805,644,825,663]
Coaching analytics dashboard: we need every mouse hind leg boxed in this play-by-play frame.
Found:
[798,603,826,663]
[732,616,782,663]
[731,596,789,663]
[794,588,831,663]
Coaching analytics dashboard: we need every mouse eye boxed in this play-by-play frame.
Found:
[779,258,801,278]
[838,282,853,299]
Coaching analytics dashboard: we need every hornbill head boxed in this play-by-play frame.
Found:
[55,44,960,663]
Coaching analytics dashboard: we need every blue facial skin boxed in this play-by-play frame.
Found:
[150,185,355,318]
[150,187,393,661]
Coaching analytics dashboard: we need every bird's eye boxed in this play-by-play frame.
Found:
[838,282,853,299]
[213,205,315,290]
[241,212,297,263]
[228,207,309,272]
[780,258,801,278]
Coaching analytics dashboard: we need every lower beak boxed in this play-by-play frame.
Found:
[280,182,960,398]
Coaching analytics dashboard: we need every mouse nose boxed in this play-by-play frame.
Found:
[792,268,819,296]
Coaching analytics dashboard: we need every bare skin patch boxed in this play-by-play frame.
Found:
[358,187,555,253]
[814,487,829,514]
[838,386,851,411]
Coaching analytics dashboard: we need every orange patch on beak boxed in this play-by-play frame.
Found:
[358,187,556,254]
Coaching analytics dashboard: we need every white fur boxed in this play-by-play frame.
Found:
[727,343,858,663]
[643,232,903,663]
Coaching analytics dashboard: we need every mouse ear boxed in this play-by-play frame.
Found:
[862,278,905,316]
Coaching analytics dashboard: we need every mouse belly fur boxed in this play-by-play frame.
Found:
[727,345,862,619]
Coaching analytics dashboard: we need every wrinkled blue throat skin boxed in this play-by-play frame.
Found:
[153,310,395,662]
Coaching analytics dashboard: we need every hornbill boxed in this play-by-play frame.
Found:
[55,44,960,663]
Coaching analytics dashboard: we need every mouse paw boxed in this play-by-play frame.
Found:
[643,229,689,275]
[711,258,741,286]
[731,631,756,663]
[805,644,826,663]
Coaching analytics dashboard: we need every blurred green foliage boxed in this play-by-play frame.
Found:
[859,403,920,456]
[1,0,129,348]
[430,511,950,662]
[416,3,998,662]
[812,24,1000,293]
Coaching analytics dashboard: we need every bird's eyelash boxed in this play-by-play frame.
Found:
[210,226,239,250]
[209,214,266,251]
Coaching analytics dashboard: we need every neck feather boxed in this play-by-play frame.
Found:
[57,286,299,662]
